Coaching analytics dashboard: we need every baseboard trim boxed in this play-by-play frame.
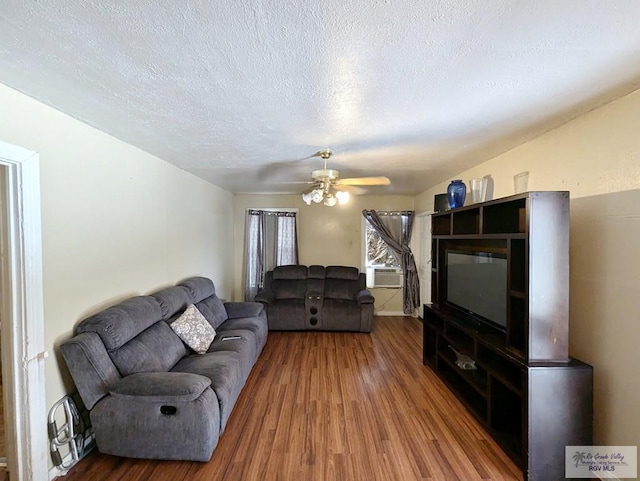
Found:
[376,311,407,316]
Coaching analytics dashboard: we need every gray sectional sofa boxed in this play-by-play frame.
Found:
[60,277,267,462]
[255,265,375,332]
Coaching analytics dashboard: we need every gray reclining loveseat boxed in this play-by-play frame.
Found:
[255,265,375,332]
[60,277,267,461]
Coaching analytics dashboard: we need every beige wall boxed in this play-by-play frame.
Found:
[416,89,640,447]
[233,194,414,313]
[3,72,637,454]
[0,83,234,414]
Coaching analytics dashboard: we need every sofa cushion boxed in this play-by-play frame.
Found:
[272,265,307,280]
[171,351,244,431]
[308,265,325,279]
[272,279,307,300]
[196,295,228,330]
[325,266,360,280]
[150,286,192,321]
[171,304,216,355]
[323,299,363,331]
[207,329,258,379]
[224,302,264,318]
[110,321,188,376]
[179,277,216,303]
[217,317,268,354]
[77,296,163,350]
[265,299,306,330]
[324,278,359,300]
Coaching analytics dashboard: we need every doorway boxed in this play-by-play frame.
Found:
[0,141,47,481]
[413,212,433,317]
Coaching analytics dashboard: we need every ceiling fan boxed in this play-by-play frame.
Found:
[301,150,391,206]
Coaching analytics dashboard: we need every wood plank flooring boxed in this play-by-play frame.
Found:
[59,317,522,481]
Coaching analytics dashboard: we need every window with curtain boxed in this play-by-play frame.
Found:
[244,209,298,301]
[362,210,420,315]
[365,221,401,268]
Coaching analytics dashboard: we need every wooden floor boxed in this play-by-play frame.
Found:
[60,317,522,481]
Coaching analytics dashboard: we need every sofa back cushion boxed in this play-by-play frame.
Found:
[179,277,215,303]
[76,296,187,376]
[272,265,307,280]
[308,265,326,279]
[196,296,228,329]
[324,266,362,300]
[179,277,229,329]
[325,266,359,280]
[110,322,188,376]
[271,265,308,300]
[150,286,192,321]
[272,279,307,300]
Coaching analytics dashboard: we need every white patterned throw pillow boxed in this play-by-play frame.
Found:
[171,304,216,354]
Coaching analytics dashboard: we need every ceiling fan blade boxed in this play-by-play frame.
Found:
[278,181,317,184]
[337,176,391,186]
[334,184,368,196]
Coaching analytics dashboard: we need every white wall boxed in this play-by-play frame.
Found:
[416,88,640,447]
[0,83,234,414]
[233,194,414,314]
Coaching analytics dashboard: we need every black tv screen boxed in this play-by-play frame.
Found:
[446,250,507,329]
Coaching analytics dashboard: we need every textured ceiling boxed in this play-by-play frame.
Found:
[1,1,640,195]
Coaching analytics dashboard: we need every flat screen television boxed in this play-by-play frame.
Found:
[446,250,507,330]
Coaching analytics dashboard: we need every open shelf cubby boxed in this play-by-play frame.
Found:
[452,208,480,235]
[432,215,451,236]
[482,197,527,234]
[424,192,593,481]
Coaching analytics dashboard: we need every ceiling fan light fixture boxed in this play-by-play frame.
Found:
[336,190,350,205]
[323,194,337,207]
[302,192,313,205]
[301,185,349,207]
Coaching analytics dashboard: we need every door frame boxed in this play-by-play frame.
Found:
[0,140,47,481]
[413,211,434,316]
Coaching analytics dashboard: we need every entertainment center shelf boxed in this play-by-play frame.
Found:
[424,192,593,481]
[424,305,592,478]
[431,191,571,362]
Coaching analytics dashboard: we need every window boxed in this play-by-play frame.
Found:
[365,221,400,268]
[244,209,298,301]
[363,213,405,289]
[363,210,419,311]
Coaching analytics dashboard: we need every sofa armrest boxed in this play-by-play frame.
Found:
[60,332,122,410]
[356,290,375,304]
[109,372,211,403]
[254,290,275,304]
[224,301,265,318]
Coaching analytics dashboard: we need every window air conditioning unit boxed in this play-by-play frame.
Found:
[366,267,403,288]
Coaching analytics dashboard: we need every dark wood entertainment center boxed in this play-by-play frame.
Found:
[423,191,593,481]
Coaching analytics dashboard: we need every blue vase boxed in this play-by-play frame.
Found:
[447,180,466,209]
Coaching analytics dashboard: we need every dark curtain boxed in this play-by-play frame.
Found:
[244,210,298,301]
[362,210,420,314]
